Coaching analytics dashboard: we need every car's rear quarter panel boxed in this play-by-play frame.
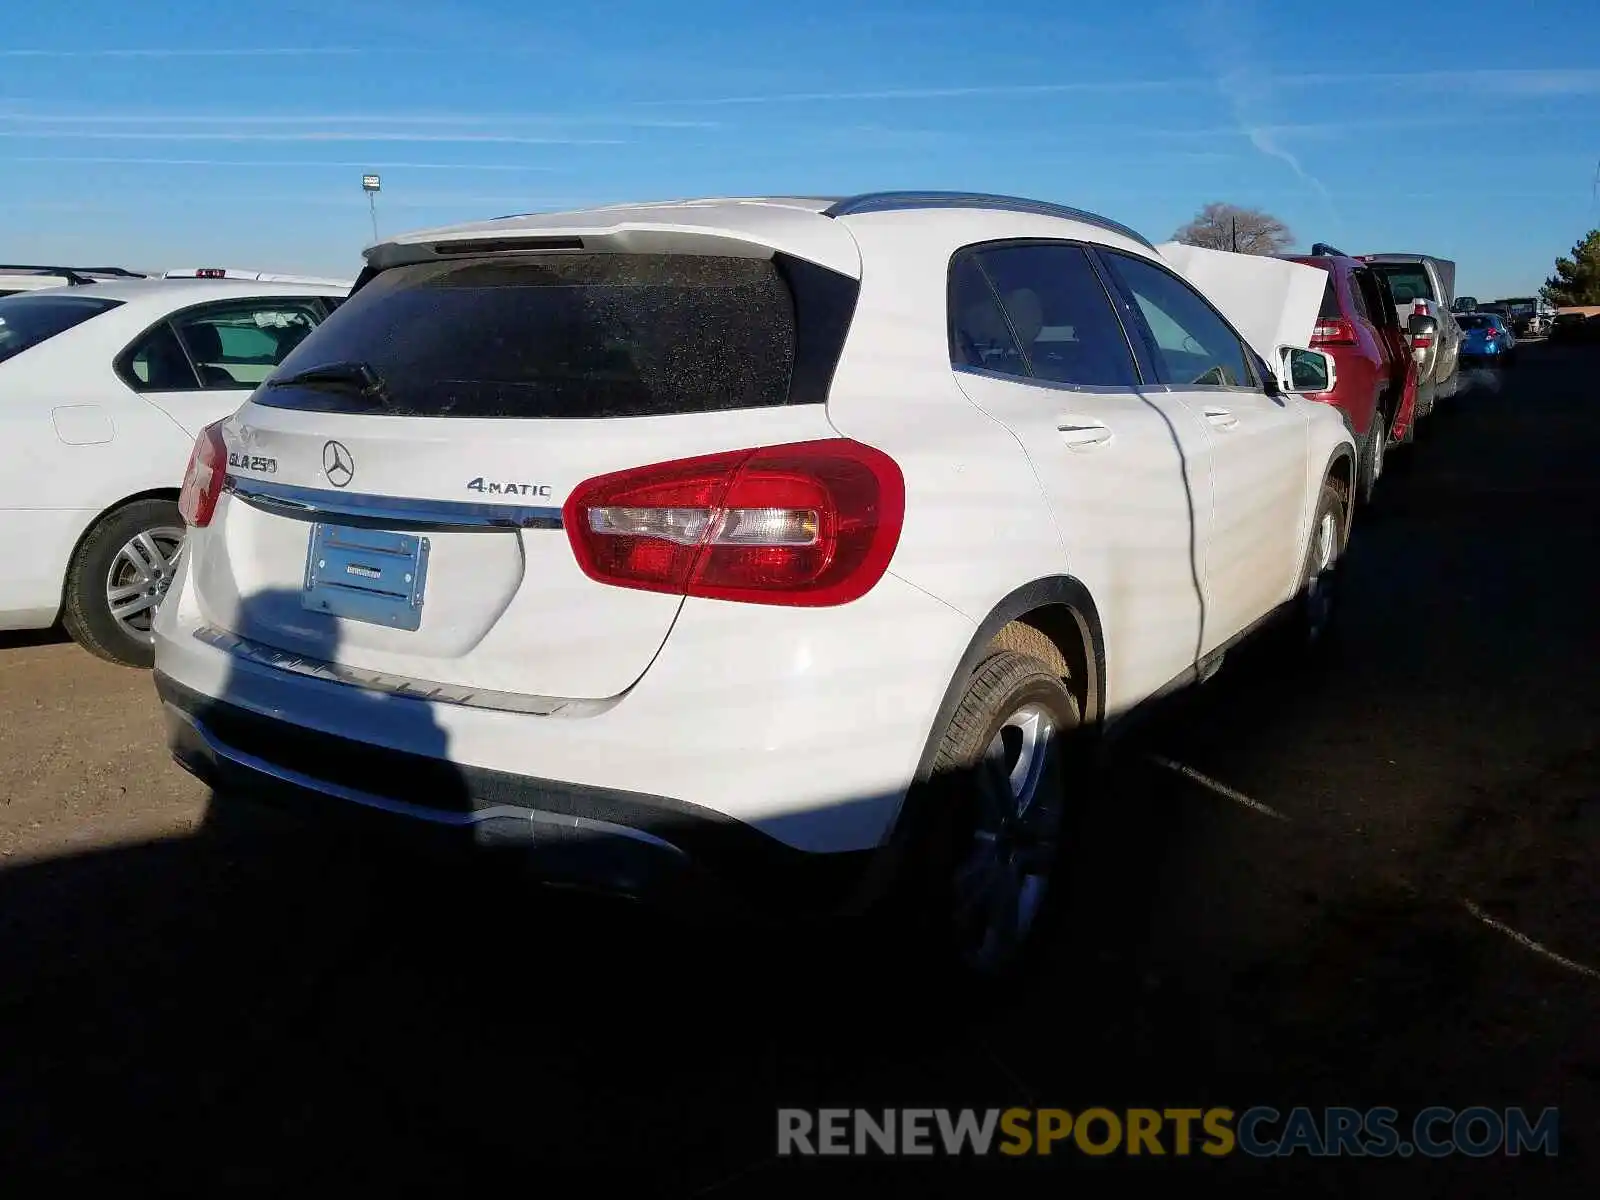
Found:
[825,211,1070,625]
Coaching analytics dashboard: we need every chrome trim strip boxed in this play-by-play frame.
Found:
[193,625,616,718]
[168,706,685,854]
[823,191,1155,250]
[224,476,563,532]
[952,364,1147,397]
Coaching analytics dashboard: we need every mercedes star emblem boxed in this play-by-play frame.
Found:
[322,440,355,488]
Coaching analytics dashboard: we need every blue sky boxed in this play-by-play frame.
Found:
[6,0,1597,297]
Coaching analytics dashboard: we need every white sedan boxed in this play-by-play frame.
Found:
[0,277,350,666]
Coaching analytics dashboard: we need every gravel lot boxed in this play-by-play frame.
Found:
[2,344,1596,1194]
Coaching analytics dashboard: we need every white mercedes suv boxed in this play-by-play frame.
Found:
[152,193,1356,975]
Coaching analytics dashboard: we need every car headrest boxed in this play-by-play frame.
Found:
[1005,288,1044,345]
[183,322,223,359]
[963,298,1015,349]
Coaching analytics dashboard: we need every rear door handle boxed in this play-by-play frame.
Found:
[1204,406,1240,431]
[1057,419,1113,449]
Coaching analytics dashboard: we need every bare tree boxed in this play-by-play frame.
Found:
[1172,202,1294,255]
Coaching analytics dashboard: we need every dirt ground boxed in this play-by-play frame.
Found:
[1,345,1596,1195]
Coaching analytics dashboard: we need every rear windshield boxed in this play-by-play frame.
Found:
[1456,314,1492,329]
[0,293,123,365]
[255,252,855,419]
[1368,263,1434,305]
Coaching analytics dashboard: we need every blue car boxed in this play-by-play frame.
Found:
[1456,312,1518,365]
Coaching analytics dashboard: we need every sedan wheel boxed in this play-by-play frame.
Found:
[106,526,184,641]
[61,497,187,668]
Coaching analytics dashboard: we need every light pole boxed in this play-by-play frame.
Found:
[362,173,382,242]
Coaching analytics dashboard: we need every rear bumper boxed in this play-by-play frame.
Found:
[153,535,974,857]
[157,671,873,913]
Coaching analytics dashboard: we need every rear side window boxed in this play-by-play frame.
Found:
[172,301,322,388]
[0,294,122,366]
[256,253,856,419]
[948,241,1139,388]
[119,299,326,392]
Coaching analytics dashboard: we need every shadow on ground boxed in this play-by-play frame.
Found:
[1,346,1596,1195]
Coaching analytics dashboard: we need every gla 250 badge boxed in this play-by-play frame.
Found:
[227,452,277,474]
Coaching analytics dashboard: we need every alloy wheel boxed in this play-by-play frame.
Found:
[950,703,1063,974]
[1304,511,1338,642]
[105,526,184,643]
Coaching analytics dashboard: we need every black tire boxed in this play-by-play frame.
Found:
[1285,480,1347,659]
[891,650,1082,984]
[61,498,185,669]
[1355,410,1387,506]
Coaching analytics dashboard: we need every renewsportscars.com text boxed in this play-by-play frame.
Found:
[777,1106,1560,1158]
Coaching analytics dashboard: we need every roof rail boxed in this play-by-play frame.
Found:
[0,264,147,286]
[822,191,1154,250]
[1309,242,1348,257]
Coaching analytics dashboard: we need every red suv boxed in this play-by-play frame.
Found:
[1281,244,1417,506]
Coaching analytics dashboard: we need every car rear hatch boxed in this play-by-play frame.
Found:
[191,231,861,703]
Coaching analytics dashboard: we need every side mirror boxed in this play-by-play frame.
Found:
[1275,346,1337,395]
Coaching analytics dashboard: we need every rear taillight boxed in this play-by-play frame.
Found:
[1312,317,1356,345]
[564,439,905,606]
[178,421,228,527]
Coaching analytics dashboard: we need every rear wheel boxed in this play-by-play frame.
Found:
[900,650,1081,982]
[1356,410,1387,506]
[1414,377,1435,419]
[1288,481,1347,656]
[61,498,184,668]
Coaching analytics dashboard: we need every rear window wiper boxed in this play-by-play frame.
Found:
[267,360,390,401]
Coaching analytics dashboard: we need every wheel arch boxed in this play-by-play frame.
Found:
[849,575,1107,914]
[913,576,1107,784]
[56,487,183,616]
[1321,445,1356,545]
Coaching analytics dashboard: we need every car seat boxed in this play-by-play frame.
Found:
[142,330,200,390]
[1006,286,1122,385]
[960,295,1026,373]
[178,323,239,387]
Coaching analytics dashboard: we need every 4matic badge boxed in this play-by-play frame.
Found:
[467,477,552,498]
[227,451,277,474]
